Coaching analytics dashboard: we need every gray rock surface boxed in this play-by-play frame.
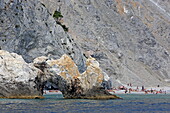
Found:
[0,0,170,87]
[0,0,86,72]
[0,50,43,98]
[40,0,170,87]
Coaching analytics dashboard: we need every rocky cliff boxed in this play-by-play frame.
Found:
[0,0,170,87]
[0,0,86,72]
[40,0,170,87]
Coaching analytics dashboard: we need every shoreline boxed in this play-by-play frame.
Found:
[43,87,170,95]
[108,86,170,95]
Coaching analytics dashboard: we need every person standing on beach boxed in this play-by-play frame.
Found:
[151,88,153,94]
[142,86,144,91]
[129,88,132,93]
[136,86,139,91]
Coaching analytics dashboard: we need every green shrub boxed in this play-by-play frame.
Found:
[54,11,68,32]
[53,11,63,19]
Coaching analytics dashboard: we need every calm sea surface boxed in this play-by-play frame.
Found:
[0,94,170,113]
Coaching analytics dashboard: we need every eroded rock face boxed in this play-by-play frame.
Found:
[0,50,43,99]
[34,54,119,99]
[0,0,86,73]
[40,0,170,87]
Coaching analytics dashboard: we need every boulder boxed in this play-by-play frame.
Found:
[0,50,44,99]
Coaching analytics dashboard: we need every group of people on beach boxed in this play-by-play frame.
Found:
[111,83,167,94]
[144,88,166,94]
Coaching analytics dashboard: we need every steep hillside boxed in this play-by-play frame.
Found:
[40,0,170,87]
[0,0,170,87]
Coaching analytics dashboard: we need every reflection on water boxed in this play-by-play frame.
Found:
[0,94,170,113]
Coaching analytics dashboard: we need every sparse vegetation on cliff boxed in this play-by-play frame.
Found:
[53,11,68,32]
[53,11,63,20]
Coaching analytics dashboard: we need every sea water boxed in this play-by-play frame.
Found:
[0,94,170,113]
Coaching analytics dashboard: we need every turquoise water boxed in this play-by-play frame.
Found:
[0,94,170,113]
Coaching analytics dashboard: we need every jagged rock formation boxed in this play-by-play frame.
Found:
[34,54,119,99]
[0,0,170,88]
[0,50,43,99]
[0,50,119,99]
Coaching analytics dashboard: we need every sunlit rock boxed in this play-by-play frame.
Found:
[34,54,120,99]
[0,50,44,99]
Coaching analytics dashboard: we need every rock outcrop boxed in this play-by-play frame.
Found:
[0,50,119,99]
[34,54,120,99]
[0,50,43,99]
